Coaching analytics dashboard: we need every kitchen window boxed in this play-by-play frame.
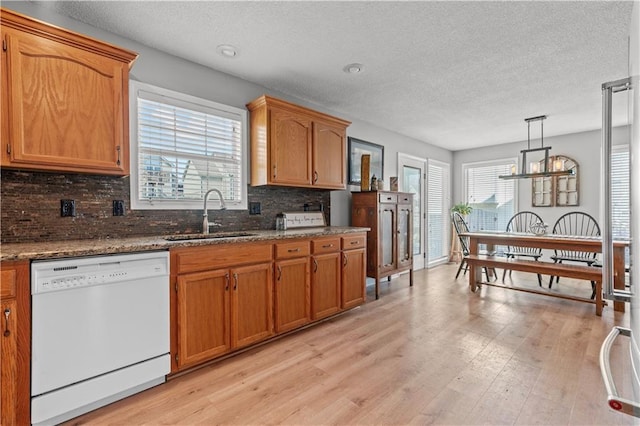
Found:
[462,158,517,234]
[129,81,247,210]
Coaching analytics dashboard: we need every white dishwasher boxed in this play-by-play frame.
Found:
[31,251,170,426]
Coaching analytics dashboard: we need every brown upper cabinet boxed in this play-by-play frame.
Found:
[247,95,351,189]
[1,9,138,175]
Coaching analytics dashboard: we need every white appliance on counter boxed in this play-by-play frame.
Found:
[31,251,170,426]
[600,1,639,420]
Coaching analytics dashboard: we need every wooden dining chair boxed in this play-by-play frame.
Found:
[548,211,600,298]
[452,212,496,281]
[503,211,544,286]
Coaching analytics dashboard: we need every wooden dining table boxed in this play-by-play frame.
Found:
[460,231,628,313]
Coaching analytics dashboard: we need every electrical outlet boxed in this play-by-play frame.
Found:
[113,200,125,216]
[249,202,261,215]
[60,200,76,217]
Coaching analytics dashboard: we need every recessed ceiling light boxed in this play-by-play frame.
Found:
[343,63,363,74]
[216,44,238,58]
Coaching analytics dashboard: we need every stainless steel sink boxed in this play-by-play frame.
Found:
[164,232,257,241]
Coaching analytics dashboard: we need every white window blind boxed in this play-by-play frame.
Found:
[130,81,247,210]
[427,160,450,263]
[611,146,630,241]
[463,159,516,232]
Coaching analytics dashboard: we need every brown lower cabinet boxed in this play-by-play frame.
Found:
[274,240,311,333]
[0,260,30,426]
[170,232,367,374]
[310,237,342,320]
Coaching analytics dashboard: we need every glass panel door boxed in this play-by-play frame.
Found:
[398,154,425,270]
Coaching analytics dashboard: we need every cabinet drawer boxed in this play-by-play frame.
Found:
[275,241,311,259]
[311,237,341,254]
[173,242,273,274]
[379,193,397,204]
[397,193,412,204]
[342,234,366,250]
[0,269,16,299]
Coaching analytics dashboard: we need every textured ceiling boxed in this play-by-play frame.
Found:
[35,1,633,151]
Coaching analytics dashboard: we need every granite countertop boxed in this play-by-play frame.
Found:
[0,226,370,262]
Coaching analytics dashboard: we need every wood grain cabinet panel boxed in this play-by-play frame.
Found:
[341,247,366,310]
[274,257,310,333]
[311,252,342,320]
[177,269,231,368]
[0,260,30,426]
[312,120,346,189]
[231,263,273,349]
[247,95,350,189]
[0,8,137,175]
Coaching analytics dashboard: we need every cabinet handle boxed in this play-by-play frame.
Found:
[350,240,359,245]
[6,143,10,154]
[313,171,318,183]
[116,146,121,166]
[273,164,277,178]
[288,248,300,253]
[3,309,10,337]
[277,266,282,281]
[225,273,230,291]
[343,254,348,267]
[322,244,334,248]
[233,273,238,290]
[313,258,318,273]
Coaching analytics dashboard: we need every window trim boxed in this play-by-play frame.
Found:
[129,80,248,210]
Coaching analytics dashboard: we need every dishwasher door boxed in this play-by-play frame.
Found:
[31,251,170,420]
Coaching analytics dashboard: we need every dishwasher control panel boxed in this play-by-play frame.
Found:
[32,251,169,294]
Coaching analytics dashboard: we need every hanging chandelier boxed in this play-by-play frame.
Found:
[499,115,575,179]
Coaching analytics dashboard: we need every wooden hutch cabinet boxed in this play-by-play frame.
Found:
[246,95,351,189]
[351,191,414,299]
[1,8,137,175]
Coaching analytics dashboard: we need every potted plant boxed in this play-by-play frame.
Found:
[451,202,473,216]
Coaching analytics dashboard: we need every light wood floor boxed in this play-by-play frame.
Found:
[66,263,633,425]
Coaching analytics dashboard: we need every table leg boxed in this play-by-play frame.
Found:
[468,237,481,292]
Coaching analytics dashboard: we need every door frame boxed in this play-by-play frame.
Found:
[427,159,451,267]
[398,153,426,270]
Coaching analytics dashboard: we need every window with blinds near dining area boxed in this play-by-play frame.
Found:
[130,81,247,210]
[611,146,630,251]
[463,159,517,233]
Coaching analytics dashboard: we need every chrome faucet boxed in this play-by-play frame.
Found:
[202,188,226,234]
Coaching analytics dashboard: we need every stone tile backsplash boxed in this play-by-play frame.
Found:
[1,170,331,243]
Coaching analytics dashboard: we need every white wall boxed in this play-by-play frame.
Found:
[4,2,452,227]
[452,125,630,228]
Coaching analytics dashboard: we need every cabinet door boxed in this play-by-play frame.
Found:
[2,27,128,175]
[274,257,310,333]
[177,270,231,368]
[311,253,341,320]
[312,121,345,189]
[1,299,17,426]
[0,261,29,426]
[379,204,397,274]
[397,203,413,269]
[342,248,366,309]
[269,107,313,186]
[231,263,274,349]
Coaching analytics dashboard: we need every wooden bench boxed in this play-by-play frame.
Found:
[465,254,605,316]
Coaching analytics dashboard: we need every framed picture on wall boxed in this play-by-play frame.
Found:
[348,137,384,185]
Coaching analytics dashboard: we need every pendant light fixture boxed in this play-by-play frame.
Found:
[499,115,575,179]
